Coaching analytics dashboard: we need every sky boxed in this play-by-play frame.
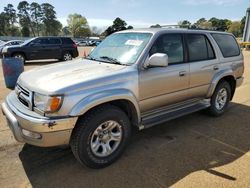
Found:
[1,0,249,29]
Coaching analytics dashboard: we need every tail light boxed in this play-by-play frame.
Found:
[73,43,77,48]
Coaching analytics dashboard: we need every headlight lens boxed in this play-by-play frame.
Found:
[34,93,63,113]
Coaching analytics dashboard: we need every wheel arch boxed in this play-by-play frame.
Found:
[207,70,236,100]
[69,89,141,127]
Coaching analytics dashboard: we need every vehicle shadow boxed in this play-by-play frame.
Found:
[19,102,250,187]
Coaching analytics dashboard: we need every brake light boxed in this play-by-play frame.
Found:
[73,43,77,48]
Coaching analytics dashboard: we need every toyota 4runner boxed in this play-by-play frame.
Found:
[1,29,244,168]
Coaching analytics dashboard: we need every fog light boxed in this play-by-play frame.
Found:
[22,129,42,139]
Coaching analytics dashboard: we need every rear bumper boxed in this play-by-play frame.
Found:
[1,95,78,147]
[236,77,244,88]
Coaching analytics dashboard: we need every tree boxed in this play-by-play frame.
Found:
[127,25,133,29]
[193,18,213,30]
[228,21,241,37]
[4,4,17,25]
[209,17,231,31]
[30,2,43,36]
[150,24,161,28]
[17,1,34,36]
[178,20,191,28]
[241,16,246,36]
[104,17,131,36]
[62,26,71,36]
[67,13,90,37]
[41,3,62,36]
[0,12,8,35]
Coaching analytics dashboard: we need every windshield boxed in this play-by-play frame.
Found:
[22,38,35,46]
[88,32,152,65]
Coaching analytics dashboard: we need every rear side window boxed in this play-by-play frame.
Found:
[211,34,240,58]
[186,34,215,62]
[62,38,74,44]
[49,38,61,45]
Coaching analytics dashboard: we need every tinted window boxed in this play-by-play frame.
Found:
[49,38,61,45]
[62,38,74,44]
[211,33,240,58]
[150,34,184,64]
[187,34,215,62]
[33,38,49,45]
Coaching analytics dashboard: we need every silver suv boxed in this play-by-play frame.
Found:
[2,29,244,168]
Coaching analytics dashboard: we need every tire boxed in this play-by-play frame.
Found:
[61,52,72,61]
[208,81,231,116]
[70,105,131,169]
[12,53,25,63]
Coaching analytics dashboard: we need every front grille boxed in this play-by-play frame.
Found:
[15,84,32,108]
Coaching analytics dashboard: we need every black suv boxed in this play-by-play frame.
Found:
[1,37,79,62]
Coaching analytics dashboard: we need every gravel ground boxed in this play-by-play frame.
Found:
[0,48,249,188]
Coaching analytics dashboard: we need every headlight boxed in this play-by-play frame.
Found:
[2,46,8,53]
[34,93,63,113]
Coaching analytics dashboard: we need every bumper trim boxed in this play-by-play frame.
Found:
[2,102,24,142]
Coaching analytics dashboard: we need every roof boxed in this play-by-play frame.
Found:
[117,28,231,35]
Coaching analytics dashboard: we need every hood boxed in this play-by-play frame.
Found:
[18,58,129,94]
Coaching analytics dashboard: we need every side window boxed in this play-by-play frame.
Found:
[211,33,240,58]
[186,34,215,62]
[33,38,49,45]
[149,34,184,64]
[49,38,61,45]
[62,38,74,44]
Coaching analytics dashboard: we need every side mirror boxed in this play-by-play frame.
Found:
[145,53,169,68]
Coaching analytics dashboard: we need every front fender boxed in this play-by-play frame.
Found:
[206,69,235,98]
[69,89,141,123]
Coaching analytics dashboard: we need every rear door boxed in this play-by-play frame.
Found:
[47,38,62,59]
[186,33,219,98]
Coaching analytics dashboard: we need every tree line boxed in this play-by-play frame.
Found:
[0,1,246,38]
[0,2,62,37]
[151,17,246,37]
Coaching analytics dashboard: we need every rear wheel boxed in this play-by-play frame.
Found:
[70,105,131,168]
[208,81,231,116]
[62,52,72,61]
[12,53,25,63]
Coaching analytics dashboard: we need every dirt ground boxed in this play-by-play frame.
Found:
[0,48,250,188]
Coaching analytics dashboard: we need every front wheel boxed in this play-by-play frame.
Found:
[70,105,131,168]
[208,81,231,116]
[12,53,25,63]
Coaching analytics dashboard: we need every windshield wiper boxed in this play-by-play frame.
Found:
[99,56,126,66]
[85,55,97,61]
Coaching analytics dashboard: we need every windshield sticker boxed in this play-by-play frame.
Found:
[125,40,143,46]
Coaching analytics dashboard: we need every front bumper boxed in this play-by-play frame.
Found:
[1,94,78,147]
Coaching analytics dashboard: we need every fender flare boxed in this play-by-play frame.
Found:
[206,69,236,98]
[69,89,141,124]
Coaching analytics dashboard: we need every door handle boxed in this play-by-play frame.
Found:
[179,71,187,77]
[213,65,219,70]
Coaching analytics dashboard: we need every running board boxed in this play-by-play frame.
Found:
[141,100,210,129]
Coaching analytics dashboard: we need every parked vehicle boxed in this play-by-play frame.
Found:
[2,29,244,168]
[0,40,24,56]
[1,37,78,62]
[76,40,88,46]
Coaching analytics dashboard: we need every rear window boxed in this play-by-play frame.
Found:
[186,34,215,62]
[211,33,240,58]
[61,38,74,44]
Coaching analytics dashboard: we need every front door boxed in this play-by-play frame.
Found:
[139,34,190,113]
